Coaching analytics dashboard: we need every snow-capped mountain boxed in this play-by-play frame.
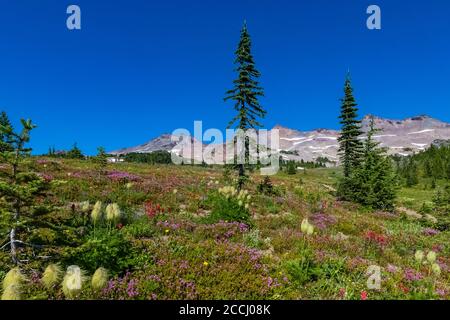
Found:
[110,115,450,164]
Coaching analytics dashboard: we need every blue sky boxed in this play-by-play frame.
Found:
[0,0,449,155]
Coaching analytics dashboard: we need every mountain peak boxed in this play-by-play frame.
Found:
[409,114,431,121]
[110,114,450,163]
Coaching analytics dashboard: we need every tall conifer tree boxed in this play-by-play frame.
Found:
[337,74,363,177]
[224,21,266,189]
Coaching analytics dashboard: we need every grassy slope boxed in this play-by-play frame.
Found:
[0,159,448,300]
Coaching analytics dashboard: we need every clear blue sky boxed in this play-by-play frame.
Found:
[1,0,449,155]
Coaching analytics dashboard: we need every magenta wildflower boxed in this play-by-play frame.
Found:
[107,170,141,182]
[386,264,398,273]
[423,228,440,236]
[309,213,337,230]
[404,268,423,281]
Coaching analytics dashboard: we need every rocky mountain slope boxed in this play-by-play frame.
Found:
[110,115,450,164]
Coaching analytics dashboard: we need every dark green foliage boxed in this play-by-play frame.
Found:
[279,158,325,173]
[431,185,450,230]
[395,144,450,184]
[286,161,297,175]
[63,228,133,274]
[224,21,266,190]
[124,151,172,164]
[285,244,318,285]
[0,118,52,264]
[94,146,108,174]
[431,179,437,189]
[315,157,332,166]
[280,150,299,156]
[224,21,265,130]
[398,157,419,187]
[66,143,85,159]
[257,176,274,194]
[121,216,157,239]
[0,111,13,152]
[204,191,251,224]
[337,74,363,178]
[433,185,450,213]
[338,117,398,210]
[47,143,85,159]
[47,146,56,157]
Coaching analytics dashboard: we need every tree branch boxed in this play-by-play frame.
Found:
[0,240,44,250]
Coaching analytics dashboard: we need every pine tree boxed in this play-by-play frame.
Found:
[405,158,419,187]
[67,143,84,159]
[337,74,363,178]
[345,116,398,210]
[0,111,13,152]
[94,146,108,175]
[224,21,266,189]
[286,160,297,175]
[0,119,51,264]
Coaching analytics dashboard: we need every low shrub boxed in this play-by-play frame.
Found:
[285,243,319,285]
[204,186,251,224]
[62,229,133,274]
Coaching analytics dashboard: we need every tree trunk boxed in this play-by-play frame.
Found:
[10,227,18,264]
[237,163,245,190]
[11,199,21,264]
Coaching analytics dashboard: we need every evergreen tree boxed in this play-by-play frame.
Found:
[337,74,363,178]
[397,143,450,182]
[94,146,108,175]
[224,21,266,190]
[0,111,13,152]
[66,143,84,159]
[341,117,398,210]
[0,119,51,264]
[286,160,297,175]
[47,146,56,157]
[405,158,419,187]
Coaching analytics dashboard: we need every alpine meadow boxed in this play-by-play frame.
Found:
[0,1,449,303]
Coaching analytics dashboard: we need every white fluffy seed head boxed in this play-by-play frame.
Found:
[301,218,309,233]
[427,251,437,264]
[91,267,109,290]
[105,203,114,221]
[62,265,85,299]
[80,201,90,213]
[432,263,441,276]
[112,203,121,220]
[1,284,21,300]
[91,201,103,223]
[415,250,424,262]
[2,267,25,291]
[42,264,62,289]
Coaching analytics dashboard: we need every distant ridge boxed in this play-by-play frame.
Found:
[110,114,450,164]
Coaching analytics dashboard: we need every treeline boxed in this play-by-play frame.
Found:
[394,144,450,186]
[47,144,85,159]
[280,159,327,175]
[122,151,172,164]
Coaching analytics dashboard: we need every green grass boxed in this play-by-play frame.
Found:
[0,159,448,300]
